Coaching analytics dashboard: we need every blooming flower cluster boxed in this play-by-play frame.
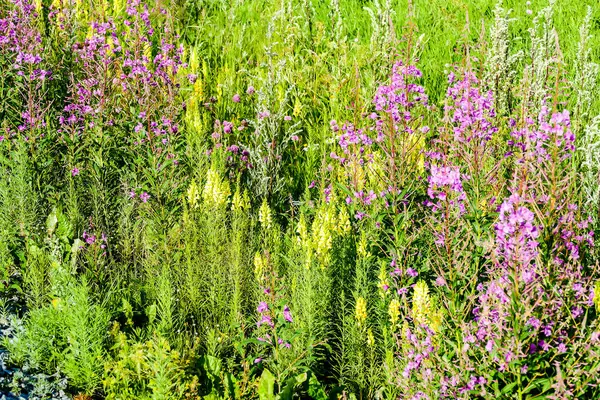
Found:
[425,165,467,215]
[445,72,497,145]
[494,193,540,283]
[509,106,575,165]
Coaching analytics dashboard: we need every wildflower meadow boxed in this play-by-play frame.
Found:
[1,0,600,398]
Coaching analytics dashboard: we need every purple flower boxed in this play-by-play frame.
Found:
[232,94,240,103]
[257,314,274,328]
[71,167,79,176]
[223,121,233,134]
[83,231,96,245]
[283,305,293,323]
[140,192,150,203]
[257,301,269,313]
[284,115,292,121]
[246,86,255,95]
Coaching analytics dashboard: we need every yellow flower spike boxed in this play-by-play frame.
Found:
[357,233,370,259]
[293,98,302,117]
[355,296,367,327]
[188,48,199,73]
[367,328,375,347]
[231,189,249,212]
[101,0,109,18]
[143,42,152,63]
[291,276,297,292]
[202,60,209,82]
[231,190,241,212]
[388,298,400,327]
[311,205,335,267]
[187,180,199,208]
[253,252,265,278]
[296,214,309,244]
[51,298,61,309]
[258,198,273,230]
[410,133,426,174]
[193,79,204,100]
[202,168,230,208]
[113,0,123,16]
[412,280,440,332]
[85,24,94,39]
[337,206,351,236]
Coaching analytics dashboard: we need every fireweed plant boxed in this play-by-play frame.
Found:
[1,0,600,398]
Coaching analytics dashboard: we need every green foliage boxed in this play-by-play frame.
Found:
[102,328,189,400]
[6,280,109,395]
[1,0,600,398]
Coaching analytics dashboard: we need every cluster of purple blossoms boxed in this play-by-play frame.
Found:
[551,203,594,278]
[256,301,274,328]
[370,62,429,171]
[425,165,467,216]
[256,301,293,328]
[509,106,575,165]
[255,298,293,354]
[0,0,50,80]
[331,62,430,226]
[401,326,436,385]
[445,72,497,145]
[439,374,486,398]
[465,193,541,365]
[373,62,428,122]
[381,260,419,296]
[59,0,184,162]
[0,0,51,135]
[330,120,375,166]
[494,193,540,283]
[82,231,108,251]
[209,119,253,175]
[129,189,150,203]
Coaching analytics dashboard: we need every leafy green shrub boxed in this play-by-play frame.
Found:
[5,280,109,395]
